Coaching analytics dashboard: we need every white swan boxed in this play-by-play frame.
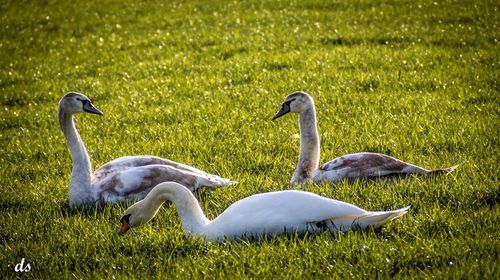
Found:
[59,92,237,208]
[118,182,409,241]
[273,91,458,185]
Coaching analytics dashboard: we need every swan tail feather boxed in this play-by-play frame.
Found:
[355,206,410,228]
[197,174,238,191]
[320,206,410,232]
[428,164,459,176]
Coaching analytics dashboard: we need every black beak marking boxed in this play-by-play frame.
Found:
[272,99,295,120]
[120,214,131,224]
[82,100,104,116]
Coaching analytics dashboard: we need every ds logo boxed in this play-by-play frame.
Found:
[15,258,31,273]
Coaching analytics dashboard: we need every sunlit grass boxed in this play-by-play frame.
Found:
[0,0,498,278]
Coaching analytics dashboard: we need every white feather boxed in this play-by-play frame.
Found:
[120,182,409,241]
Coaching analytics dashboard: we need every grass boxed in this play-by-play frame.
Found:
[0,0,498,278]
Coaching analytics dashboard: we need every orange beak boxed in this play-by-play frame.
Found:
[118,221,130,236]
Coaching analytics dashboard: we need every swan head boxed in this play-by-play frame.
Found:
[117,199,158,236]
[118,182,205,236]
[272,91,314,120]
[117,182,186,236]
[59,92,103,116]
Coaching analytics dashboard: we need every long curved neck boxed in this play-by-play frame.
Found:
[59,108,93,207]
[293,106,320,184]
[150,184,210,237]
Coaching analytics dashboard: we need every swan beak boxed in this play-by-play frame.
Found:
[272,103,290,120]
[83,101,104,116]
[118,221,130,236]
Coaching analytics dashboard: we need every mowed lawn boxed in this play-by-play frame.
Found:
[0,0,498,278]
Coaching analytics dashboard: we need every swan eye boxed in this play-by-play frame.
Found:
[76,97,88,105]
[284,98,296,106]
[120,214,131,224]
[285,98,295,106]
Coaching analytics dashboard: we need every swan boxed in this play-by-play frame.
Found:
[272,91,458,185]
[58,92,237,208]
[118,182,409,241]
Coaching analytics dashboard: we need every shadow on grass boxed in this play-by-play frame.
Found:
[0,199,30,213]
[54,187,217,218]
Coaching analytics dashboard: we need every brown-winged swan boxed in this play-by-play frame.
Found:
[59,92,236,208]
[273,91,457,185]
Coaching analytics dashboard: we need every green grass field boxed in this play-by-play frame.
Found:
[1,0,498,278]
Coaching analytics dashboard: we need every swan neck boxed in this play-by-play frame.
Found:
[295,107,320,182]
[59,108,93,206]
[153,185,210,236]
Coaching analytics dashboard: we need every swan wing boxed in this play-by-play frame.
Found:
[205,190,367,240]
[315,152,429,182]
[93,156,209,181]
[93,164,234,204]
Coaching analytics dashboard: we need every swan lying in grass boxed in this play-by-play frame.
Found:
[59,92,237,208]
[273,91,458,185]
[118,182,409,241]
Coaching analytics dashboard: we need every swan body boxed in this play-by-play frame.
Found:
[118,182,409,241]
[273,91,458,185]
[59,92,237,208]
